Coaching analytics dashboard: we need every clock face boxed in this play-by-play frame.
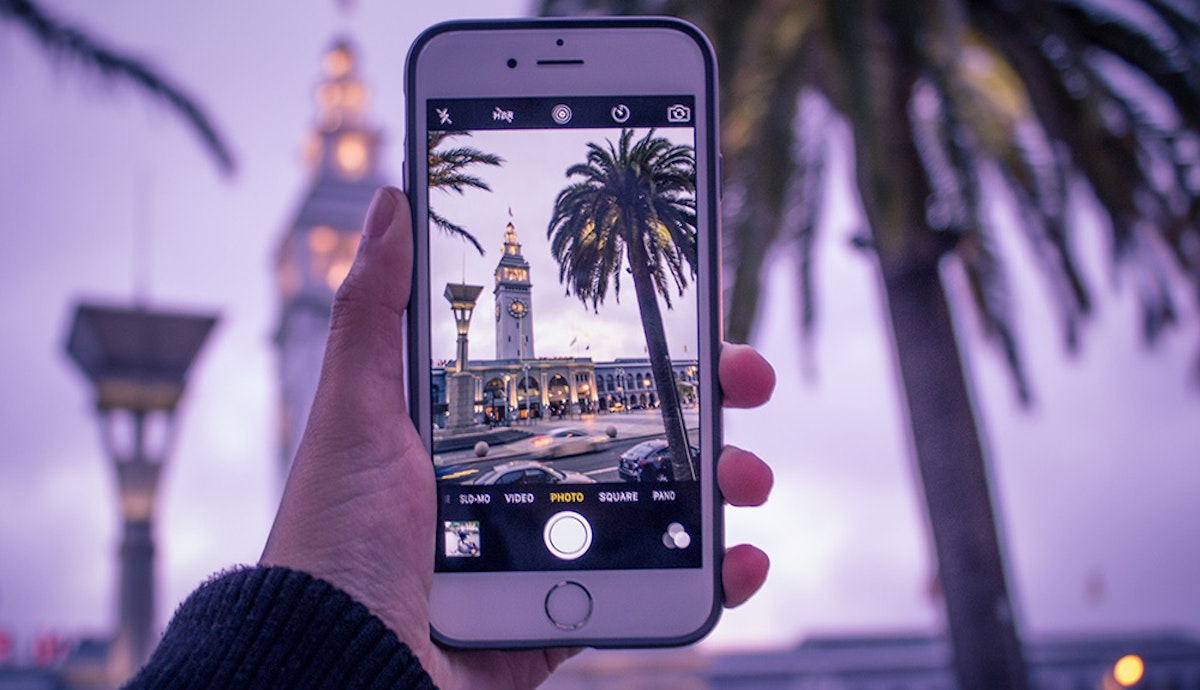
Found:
[507,299,528,319]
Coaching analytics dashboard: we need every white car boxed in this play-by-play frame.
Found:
[529,428,610,459]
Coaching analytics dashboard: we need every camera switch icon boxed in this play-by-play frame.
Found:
[666,104,691,123]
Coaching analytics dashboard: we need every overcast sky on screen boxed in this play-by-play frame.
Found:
[0,0,1197,657]
[428,126,699,363]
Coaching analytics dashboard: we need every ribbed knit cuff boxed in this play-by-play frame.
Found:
[124,566,437,690]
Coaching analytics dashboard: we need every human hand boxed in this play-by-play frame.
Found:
[261,186,775,690]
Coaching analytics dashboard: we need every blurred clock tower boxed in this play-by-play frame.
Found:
[275,38,386,474]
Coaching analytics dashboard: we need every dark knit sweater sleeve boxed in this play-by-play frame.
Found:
[123,566,437,690]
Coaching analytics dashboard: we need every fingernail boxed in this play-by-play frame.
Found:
[365,186,399,239]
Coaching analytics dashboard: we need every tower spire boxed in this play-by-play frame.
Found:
[494,211,535,360]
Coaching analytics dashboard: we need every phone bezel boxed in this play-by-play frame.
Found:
[404,17,723,648]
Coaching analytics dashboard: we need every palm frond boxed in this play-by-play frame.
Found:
[428,209,487,255]
[913,67,1034,402]
[1,0,235,176]
[1056,0,1200,132]
[426,131,504,255]
[721,4,822,343]
[971,3,1157,334]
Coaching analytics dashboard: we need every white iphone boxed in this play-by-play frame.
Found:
[404,17,722,648]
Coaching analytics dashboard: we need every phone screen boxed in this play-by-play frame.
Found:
[423,95,705,574]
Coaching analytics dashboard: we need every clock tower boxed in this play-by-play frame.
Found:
[494,214,535,361]
[275,39,385,475]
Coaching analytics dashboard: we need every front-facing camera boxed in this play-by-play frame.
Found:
[507,58,518,69]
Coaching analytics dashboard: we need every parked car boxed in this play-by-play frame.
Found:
[618,439,698,482]
[530,427,610,459]
[470,460,596,486]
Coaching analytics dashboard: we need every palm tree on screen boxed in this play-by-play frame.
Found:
[427,130,505,255]
[1,0,235,175]
[548,128,699,481]
[539,2,1200,689]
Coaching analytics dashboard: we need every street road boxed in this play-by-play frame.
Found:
[434,407,700,485]
[439,435,643,485]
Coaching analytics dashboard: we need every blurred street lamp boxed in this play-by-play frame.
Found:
[1113,654,1145,687]
[65,302,218,683]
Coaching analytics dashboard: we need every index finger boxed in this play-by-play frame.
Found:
[719,342,775,409]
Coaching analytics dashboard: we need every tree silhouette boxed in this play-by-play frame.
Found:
[548,129,698,481]
[536,3,1200,689]
[1,0,235,175]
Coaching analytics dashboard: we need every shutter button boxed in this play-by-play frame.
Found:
[543,511,592,560]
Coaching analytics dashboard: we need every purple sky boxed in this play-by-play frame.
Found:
[0,0,1197,658]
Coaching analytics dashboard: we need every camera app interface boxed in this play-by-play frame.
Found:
[425,96,704,572]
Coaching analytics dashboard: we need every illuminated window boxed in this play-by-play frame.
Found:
[335,133,369,178]
[325,235,360,290]
[277,262,302,298]
[323,45,353,78]
[500,267,527,282]
[307,226,359,291]
[308,226,338,255]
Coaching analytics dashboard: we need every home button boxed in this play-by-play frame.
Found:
[545,581,592,631]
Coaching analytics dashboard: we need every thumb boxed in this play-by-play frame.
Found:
[335,186,412,327]
[311,186,413,424]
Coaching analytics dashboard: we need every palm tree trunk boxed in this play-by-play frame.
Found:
[830,2,1030,687]
[880,255,1029,690]
[627,239,694,481]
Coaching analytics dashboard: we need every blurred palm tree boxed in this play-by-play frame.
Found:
[542,2,1200,689]
[427,130,504,255]
[548,128,698,480]
[1,0,235,175]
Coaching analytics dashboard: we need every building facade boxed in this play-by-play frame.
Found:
[430,218,697,426]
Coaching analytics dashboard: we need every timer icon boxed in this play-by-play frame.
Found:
[610,103,631,123]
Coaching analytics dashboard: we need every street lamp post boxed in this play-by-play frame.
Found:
[65,302,217,683]
[521,363,531,424]
[444,283,483,430]
[615,367,626,413]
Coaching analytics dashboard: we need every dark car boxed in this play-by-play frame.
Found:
[470,460,596,486]
[618,439,698,482]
